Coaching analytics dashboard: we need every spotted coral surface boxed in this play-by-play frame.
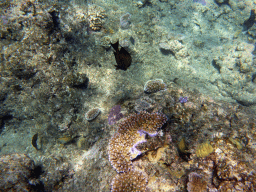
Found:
[111,170,148,192]
[144,79,166,93]
[85,108,101,121]
[88,5,106,31]
[108,111,168,173]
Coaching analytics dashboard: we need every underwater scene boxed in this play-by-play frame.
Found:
[0,0,256,191]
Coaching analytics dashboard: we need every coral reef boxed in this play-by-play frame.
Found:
[88,4,106,31]
[108,105,123,125]
[120,12,131,29]
[108,111,168,173]
[0,153,36,191]
[179,96,188,103]
[144,79,166,94]
[159,40,189,59]
[118,85,256,191]
[187,172,207,192]
[196,142,214,158]
[134,96,155,112]
[147,145,168,164]
[1,0,256,191]
[111,170,147,192]
[85,108,101,121]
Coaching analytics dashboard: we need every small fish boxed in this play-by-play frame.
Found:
[32,133,39,150]
[111,41,132,71]
[177,137,191,162]
[243,9,256,31]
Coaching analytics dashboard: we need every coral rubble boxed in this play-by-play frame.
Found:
[134,96,155,112]
[1,0,256,191]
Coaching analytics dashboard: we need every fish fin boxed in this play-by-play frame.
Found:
[114,65,120,70]
[111,41,119,51]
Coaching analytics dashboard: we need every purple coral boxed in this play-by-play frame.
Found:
[108,105,123,125]
[120,12,131,29]
[130,129,158,159]
[193,0,207,6]
[130,138,147,158]
[179,96,188,103]
[138,129,158,137]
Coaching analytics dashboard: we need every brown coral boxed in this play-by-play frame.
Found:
[147,145,167,163]
[187,172,207,192]
[88,5,106,31]
[85,108,101,121]
[108,111,167,173]
[144,79,166,93]
[111,170,148,192]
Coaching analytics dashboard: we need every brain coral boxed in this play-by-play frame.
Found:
[108,111,167,173]
[196,142,213,158]
[144,79,166,93]
[111,170,148,192]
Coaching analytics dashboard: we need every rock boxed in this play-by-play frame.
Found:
[0,153,36,191]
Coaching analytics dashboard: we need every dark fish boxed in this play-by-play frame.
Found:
[32,133,39,150]
[111,41,132,71]
[243,9,256,31]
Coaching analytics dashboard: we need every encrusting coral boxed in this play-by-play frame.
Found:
[108,111,168,173]
[187,172,207,192]
[147,145,168,164]
[108,105,123,125]
[111,170,148,192]
[88,4,106,31]
[144,79,166,93]
[195,142,214,158]
[85,108,101,121]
